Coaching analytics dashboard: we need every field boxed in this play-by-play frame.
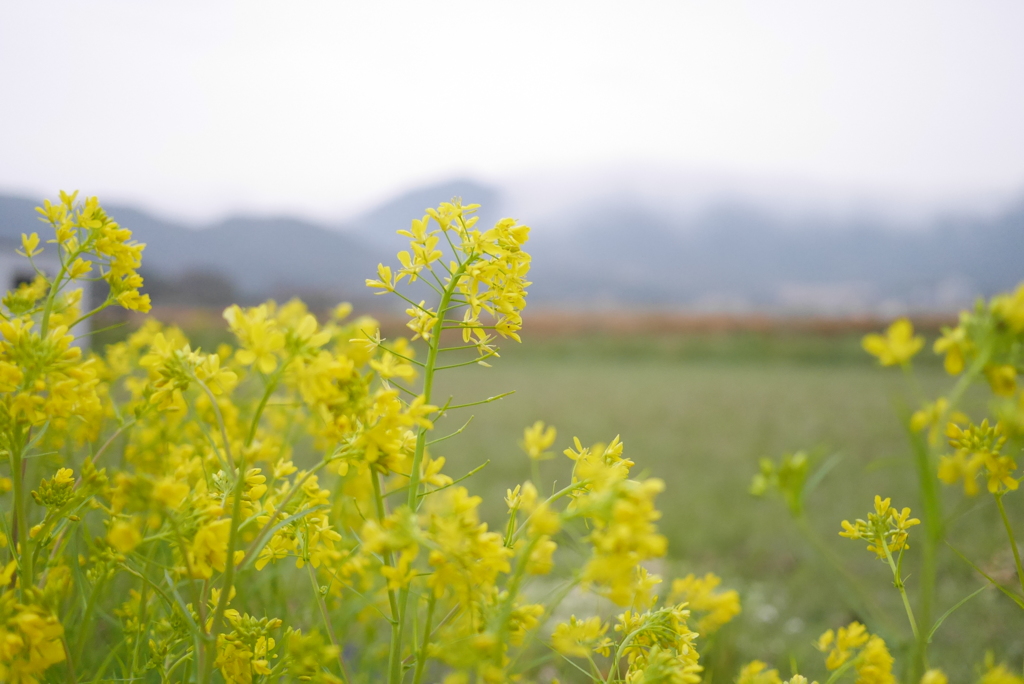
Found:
[425,331,1021,679]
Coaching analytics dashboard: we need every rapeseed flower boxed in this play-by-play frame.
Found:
[839,496,919,559]
[862,318,924,366]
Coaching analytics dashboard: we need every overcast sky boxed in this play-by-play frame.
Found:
[3,1,1024,223]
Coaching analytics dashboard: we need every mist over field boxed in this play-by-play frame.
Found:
[2,175,1021,316]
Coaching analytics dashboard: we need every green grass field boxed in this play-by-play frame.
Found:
[91,319,1022,678]
[429,333,1022,680]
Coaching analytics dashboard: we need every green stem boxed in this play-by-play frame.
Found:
[373,469,404,684]
[39,258,69,336]
[906,427,939,663]
[823,658,857,684]
[391,259,470,684]
[995,493,1024,596]
[882,538,921,655]
[10,429,32,600]
[794,515,897,634]
[73,571,108,664]
[406,259,469,511]
[201,455,247,684]
[412,594,436,684]
[245,368,283,448]
[308,564,349,684]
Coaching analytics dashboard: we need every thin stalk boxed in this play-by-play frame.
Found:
[192,374,236,469]
[10,431,33,599]
[308,564,350,684]
[73,571,108,663]
[90,418,137,466]
[201,457,247,684]
[61,635,78,684]
[245,365,286,448]
[823,658,857,684]
[793,515,897,634]
[443,391,515,412]
[412,595,436,684]
[995,493,1024,596]
[904,424,939,679]
[39,257,70,336]
[512,481,587,543]
[434,351,498,371]
[390,258,471,684]
[882,539,921,650]
[372,470,404,684]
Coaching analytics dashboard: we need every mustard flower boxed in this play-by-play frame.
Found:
[839,496,920,560]
[736,661,782,684]
[862,318,924,366]
[933,323,971,375]
[551,615,612,658]
[668,573,741,634]
[520,420,557,461]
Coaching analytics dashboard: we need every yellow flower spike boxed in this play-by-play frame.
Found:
[941,419,1018,495]
[839,496,919,559]
[862,317,924,366]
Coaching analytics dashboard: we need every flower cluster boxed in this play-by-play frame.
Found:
[939,420,1018,495]
[3,191,1021,684]
[839,496,920,560]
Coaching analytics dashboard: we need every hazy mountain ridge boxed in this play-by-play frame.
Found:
[0,182,1021,314]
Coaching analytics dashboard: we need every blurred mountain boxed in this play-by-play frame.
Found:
[0,181,1021,314]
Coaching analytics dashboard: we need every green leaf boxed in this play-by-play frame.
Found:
[926,585,986,642]
[947,542,1024,609]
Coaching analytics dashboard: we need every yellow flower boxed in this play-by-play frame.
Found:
[520,420,557,461]
[942,420,1018,495]
[365,263,397,293]
[979,662,1024,684]
[737,661,782,684]
[855,635,895,684]
[0,598,67,682]
[190,518,236,578]
[920,670,948,684]
[223,304,285,373]
[152,477,190,508]
[816,621,869,670]
[18,232,42,257]
[933,324,970,375]
[862,318,924,366]
[107,519,142,553]
[839,496,919,560]
[991,281,1024,334]
[668,572,741,634]
[551,615,612,658]
[985,364,1018,397]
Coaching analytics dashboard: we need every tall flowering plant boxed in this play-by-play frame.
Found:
[0,194,741,684]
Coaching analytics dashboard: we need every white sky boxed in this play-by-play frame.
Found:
[3,1,1024,223]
